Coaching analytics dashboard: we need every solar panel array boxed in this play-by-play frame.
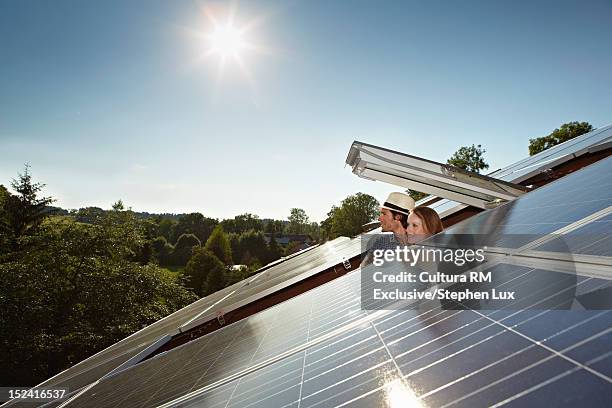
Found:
[5,237,362,408]
[44,156,612,407]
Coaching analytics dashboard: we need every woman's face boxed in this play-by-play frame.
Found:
[406,212,429,236]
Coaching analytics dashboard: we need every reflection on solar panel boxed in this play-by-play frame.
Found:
[44,156,611,407]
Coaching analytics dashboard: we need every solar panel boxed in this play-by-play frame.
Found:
[440,156,612,248]
[55,250,611,408]
[534,214,612,256]
[179,236,362,332]
[166,280,611,408]
[51,271,369,407]
[6,238,357,407]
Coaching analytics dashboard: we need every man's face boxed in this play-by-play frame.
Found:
[378,208,399,232]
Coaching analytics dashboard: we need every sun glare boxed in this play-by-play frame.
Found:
[186,2,274,92]
[385,379,425,408]
[207,23,246,58]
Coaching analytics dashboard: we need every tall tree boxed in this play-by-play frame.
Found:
[447,144,489,173]
[171,233,201,266]
[237,230,268,266]
[203,260,226,296]
[157,218,177,243]
[0,185,11,254]
[172,213,218,245]
[529,121,593,156]
[323,193,379,239]
[267,233,282,262]
[287,208,309,234]
[264,219,285,234]
[5,165,55,238]
[151,236,174,266]
[184,248,226,297]
[204,225,233,265]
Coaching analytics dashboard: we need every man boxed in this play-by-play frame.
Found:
[362,192,415,266]
[379,192,414,236]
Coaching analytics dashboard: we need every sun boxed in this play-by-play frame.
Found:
[185,2,274,88]
[207,22,246,59]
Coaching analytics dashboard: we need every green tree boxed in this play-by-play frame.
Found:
[267,233,282,261]
[287,208,309,234]
[320,206,338,240]
[74,206,105,224]
[151,236,174,266]
[306,222,322,242]
[172,213,218,245]
[0,185,11,254]
[221,213,264,234]
[171,233,201,266]
[264,219,286,234]
[4,165,55,240]
[0,209,196,387]
[237,230,269,266]
[284,241,301,256]
[203,260,226,296]
[226,265,249,286]
[529,121,593,156]
[157,218,177,243]
[204,225,233,265]
[323,193,380,239]
[184,248,226,296]
[447,144,489,173]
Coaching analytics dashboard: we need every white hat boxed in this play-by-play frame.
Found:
[381,192,415,215]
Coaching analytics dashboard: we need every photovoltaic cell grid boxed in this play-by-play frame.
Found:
[440,156,612,248]
[54,269,369,408]
[5,237,358,408]
[535,212,612,256]
[169,266,612,408]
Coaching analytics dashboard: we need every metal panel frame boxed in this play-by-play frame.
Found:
[346,141,528,209]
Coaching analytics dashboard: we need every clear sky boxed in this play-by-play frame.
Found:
[1,0,611,222]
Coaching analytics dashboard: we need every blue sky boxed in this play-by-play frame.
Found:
[1,0,611,221]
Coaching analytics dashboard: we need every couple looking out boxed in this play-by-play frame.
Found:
[378,192,443,245]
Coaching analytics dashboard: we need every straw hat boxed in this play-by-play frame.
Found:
[381,192,415,215]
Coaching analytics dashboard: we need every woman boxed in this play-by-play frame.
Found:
[406,205,443,243]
